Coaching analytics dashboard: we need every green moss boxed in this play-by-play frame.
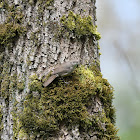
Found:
[28,0,54,6]
[17,79,25,92]
[58,11,101,40]
[0,0,8,10]
[0,2,26,51]
[18,128,29,139]
[26,55,32,66]
[76,65,95,85]
[29,74,43,92]
[7,5,24,24]
[13,65,119,139]
[45,0,54,7]
[0,63,19,97]
[30,31,40,47]
[42,71,52,83]
[29,74,38,81]
[0,106,3,133]
[31,0,54,22]
[0,23,24,47]
[97,41,100,50]
[12,100,22,140]
[29,0,34,5]
[0,62,10,99]
[0,61,25,104]
[38,0,54,8]
[0,53,4,61]
[9,74,17,93]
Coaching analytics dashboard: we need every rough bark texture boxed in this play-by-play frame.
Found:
[0,0,119,140]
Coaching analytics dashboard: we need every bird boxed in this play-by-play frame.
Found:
[43,60,80,87]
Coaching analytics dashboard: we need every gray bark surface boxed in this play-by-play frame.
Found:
[0,0,107,139]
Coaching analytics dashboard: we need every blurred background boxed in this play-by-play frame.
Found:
[96,0,140,140]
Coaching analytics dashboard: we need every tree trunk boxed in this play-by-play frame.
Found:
[0,0,119,139]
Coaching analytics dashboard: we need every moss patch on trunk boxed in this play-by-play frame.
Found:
[13,65,119,139]
[0,1,26,51]
[56,11,101,40]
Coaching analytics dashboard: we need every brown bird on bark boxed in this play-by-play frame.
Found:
[43,60,80,87]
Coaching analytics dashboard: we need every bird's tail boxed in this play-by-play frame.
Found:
[43,74,58,87]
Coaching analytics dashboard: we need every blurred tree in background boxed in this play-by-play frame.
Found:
[96,0,140,140]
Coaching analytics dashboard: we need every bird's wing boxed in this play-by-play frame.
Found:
[52,67,70,75]
[43,74,58,87]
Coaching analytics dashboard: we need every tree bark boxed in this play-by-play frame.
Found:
[0,0,119,139]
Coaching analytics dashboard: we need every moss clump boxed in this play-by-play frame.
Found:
[18,128,29,139]
[0,2,26,50]
[13,65,119,139]
[77,65,95,85]
[0,23,25,47]
[28,74,43,92]
[59,11,101,40]
[45,0,54,7]
[0,0,8,10]
[17,79,25,92]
